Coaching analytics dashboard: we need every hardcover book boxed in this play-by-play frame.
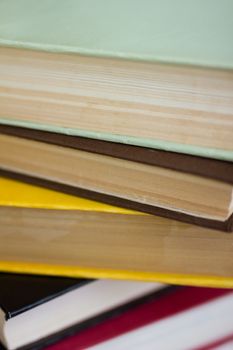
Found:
[0,177,232,289]
[0,125,232,231]
[0,0,232,160]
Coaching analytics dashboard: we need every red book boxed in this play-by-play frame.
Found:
[45,286,233,350]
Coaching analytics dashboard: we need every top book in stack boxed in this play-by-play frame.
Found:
[0,0,232,230]
[0,0,232,160]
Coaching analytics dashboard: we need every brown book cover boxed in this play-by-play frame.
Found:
[0,125,232,232]
[0,124,232,183]
[0,169,232,232]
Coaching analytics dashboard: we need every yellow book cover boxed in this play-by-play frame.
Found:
[0,177,232,289]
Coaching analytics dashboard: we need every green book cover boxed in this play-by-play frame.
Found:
[0,0,233,68]
[0,0,232,160]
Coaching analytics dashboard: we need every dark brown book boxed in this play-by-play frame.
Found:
[0,124,232,183]
[0,125,232,231]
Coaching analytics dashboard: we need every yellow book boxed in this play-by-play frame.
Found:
[0,177,232,288]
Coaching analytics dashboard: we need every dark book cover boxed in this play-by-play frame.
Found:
[0,274,169,350]
[0,125,232,183]
[0,274,91,320]
[0,125,232,232]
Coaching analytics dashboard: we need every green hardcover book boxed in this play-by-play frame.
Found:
[0,0,232,160]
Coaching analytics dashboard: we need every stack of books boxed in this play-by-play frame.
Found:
[0,0,232,348]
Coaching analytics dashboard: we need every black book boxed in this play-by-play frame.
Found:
[0,273,164,350]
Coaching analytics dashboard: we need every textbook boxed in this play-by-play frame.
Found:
[0,273,162,349]
[0,177,232,289]
[0,125,233,231]
[0,0,232,161]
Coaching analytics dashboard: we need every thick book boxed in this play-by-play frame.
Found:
[44,286,233,350]
[0,126,232,231]
[0,0,232,161]
[0,273,162,350]
[0,176,233,289]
